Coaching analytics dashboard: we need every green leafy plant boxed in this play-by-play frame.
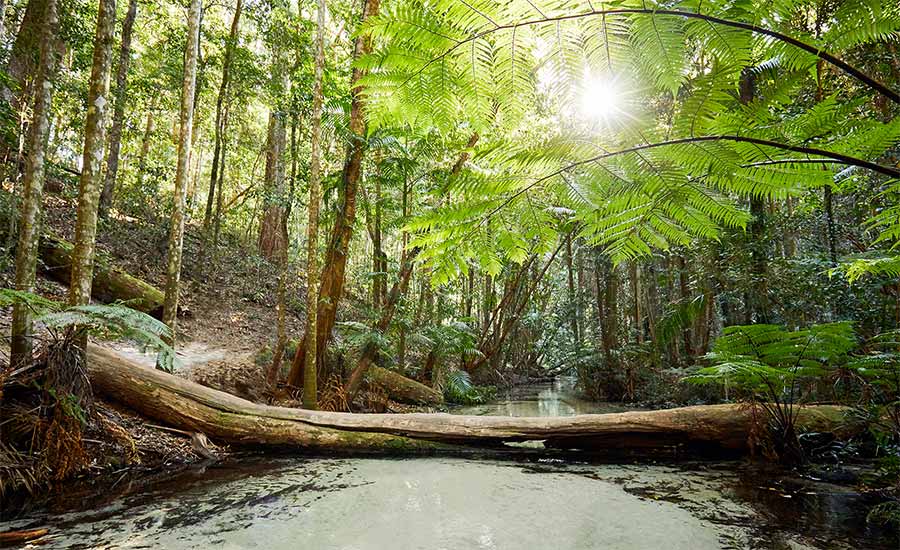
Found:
[686,322,857,464]
[0,289,176,372]
[847,329,900,445]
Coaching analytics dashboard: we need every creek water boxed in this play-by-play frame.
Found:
[2,380,895,549]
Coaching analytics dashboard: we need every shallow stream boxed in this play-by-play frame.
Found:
[2,380,894,549]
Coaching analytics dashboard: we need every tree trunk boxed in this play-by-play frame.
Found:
[676,255,694,362]
[602,257,618,364]
[741,68,769,324]
[98,0,138,218]
[134,99,156,194]
[9,0,58,368]
[629,261,643,344]
[161,0,201,339]
[368,366,443,406]
[211,104,229,260]
[87,344,853,456]
[39,234,164,316]
[257,111,287,261]
[371,170,385,308]
[287,0,381,387]
[268,114,298,389]
[69,0,116,310]
[203,0,242,234]
[824,184,838,265]
[300,0,327,409]
[565,232,580,345]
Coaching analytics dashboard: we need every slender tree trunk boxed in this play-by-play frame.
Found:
[645,260,659,348]
[565,231,580,346]
[741,68,769,324]
[257,110,287,260]
[134,99,156,189]
[676,255,695,362]
[344,136,479,395]
[9,0,58,368]
[602,257,618,365]
[98,0,138,218]
[268,115,298,389]
[784,196,796,258]
[161,0,201,341]
[824,185,838,265]
[211,104,229,259]
[465,265,474,318]
[629,261,643,344]
[69,0,116,308]
[203,0,242,234]
[372,170,385,308]
[300,0,326,408]
[286,0,382,386]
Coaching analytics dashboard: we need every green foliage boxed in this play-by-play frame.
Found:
[687,322,857,395]
[867,500,900,530]
[687,322,858,463]
[337,321,394,361]
[362,0,900,272]
[441,368,496,404]
[0,289,177,372]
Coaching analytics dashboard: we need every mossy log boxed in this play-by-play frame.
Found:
[40,235,165,317]
[369,366,444,407]
[86,345,855,456]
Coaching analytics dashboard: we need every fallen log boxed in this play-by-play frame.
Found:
[369,366,443,407]
[40,235,165,317]
[86,345,854,456]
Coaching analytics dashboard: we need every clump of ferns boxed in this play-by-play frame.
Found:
[0,289,174,491]
[686,322,858,467]
[413,321,490,404]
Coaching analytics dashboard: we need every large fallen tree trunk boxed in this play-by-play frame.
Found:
[40,235,165,317]
[86,345,854,456]
[369,366,443,407]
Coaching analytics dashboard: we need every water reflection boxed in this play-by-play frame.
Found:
[452,377,634,417]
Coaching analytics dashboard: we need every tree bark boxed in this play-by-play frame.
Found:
[257,111,287,261]
[69,0,116,308]
[9,0,58,368]
[134,99,156,194]
[287,0,381,387]
[98,0,138,218]
[740,68,770,324]
[344,134,479,396]
[300,0,327,409]
[676,255,694,361]
[629,261,643,344]
[39,234,164,316]
[162,0,201,339]
[203,0,242,234]
[565,232,580,345]
[87,344,853,455]
[368,366,443,406]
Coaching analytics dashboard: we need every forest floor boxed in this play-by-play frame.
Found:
[0,194,324,394]
[0,194,316,506]
[1,194,432,510]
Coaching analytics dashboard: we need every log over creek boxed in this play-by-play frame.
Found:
[87,345,853,456]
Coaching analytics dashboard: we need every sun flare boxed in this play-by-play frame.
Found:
[580,73,624,122]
